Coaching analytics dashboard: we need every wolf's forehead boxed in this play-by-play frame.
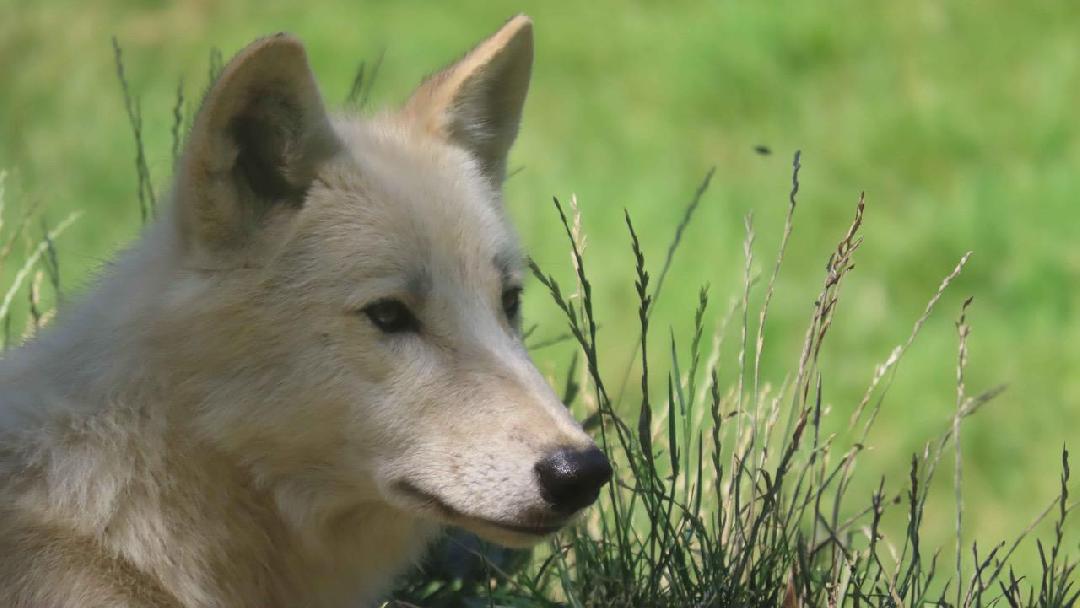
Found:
[306,118,522,281]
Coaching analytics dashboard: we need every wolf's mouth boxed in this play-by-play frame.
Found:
[392,480,566,536]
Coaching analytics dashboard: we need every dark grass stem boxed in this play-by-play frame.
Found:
[111,38,156,224]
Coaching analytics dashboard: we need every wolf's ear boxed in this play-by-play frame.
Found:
[177,34,339,252]
[403,15,533,186]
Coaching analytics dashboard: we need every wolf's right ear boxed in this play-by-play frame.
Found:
[402,15,533,187]
[176,34,339,253]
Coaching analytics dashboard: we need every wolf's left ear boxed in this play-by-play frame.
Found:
[177,34,340,253]
[403,15,533,186]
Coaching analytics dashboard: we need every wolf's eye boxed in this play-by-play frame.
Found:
[502,286,522,320]
[361,299,419,334]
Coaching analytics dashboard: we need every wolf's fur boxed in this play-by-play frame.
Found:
[0,16,600,607]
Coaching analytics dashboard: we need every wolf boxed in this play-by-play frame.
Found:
[0,15,611,607]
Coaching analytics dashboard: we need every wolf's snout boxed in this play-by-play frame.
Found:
[534,446,613,514]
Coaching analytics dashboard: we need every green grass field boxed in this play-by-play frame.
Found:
[2,0,1078,591]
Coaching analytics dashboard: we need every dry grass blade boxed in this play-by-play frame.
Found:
[850,251,973,438]
[784,194,865,447]
[954,296,974,607]
[0,211,81,332]
[753,150,801,408]
[735,212,754,451]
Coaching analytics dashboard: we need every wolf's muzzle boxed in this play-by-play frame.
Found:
[533,446,613,514]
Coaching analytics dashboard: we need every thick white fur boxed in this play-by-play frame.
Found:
[0,15,597,607]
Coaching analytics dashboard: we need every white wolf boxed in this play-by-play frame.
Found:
[0,15,611,607]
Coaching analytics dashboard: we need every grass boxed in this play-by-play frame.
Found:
[2,1,1079,603]
[0,170,80,347]
[388,155,1076,606]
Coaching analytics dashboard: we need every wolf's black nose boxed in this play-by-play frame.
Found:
[534,446,613,514]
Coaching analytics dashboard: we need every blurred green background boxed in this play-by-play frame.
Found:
[2,0,1077,575]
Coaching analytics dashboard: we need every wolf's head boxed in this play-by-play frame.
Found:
[165,16,610,547]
